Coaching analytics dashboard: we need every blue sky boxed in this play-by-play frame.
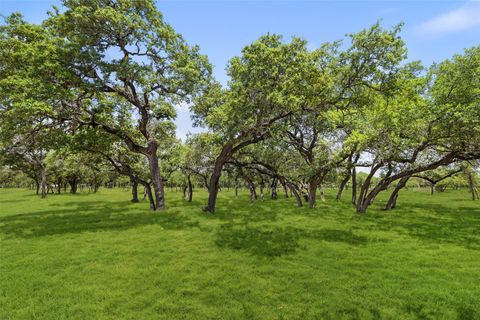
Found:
[1,0,479,140]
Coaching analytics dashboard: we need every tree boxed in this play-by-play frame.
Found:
[192,35,315,213]
[44,0,211,210]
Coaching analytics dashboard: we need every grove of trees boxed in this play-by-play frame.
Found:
[1,0,479,213]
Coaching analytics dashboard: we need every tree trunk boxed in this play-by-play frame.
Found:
[187,174,193,202]
[430,183,435,195]
[351,167,357,205]
[356,164,382,213]
[271,177,278,200]
[282,181,289,198]
[468,173,479,200]
[147,144,165,210]
[205,144,233,213]
[308,179,317,209]
[259,183,265,201]
[288,182,302,207]
[131,177,139,203]
[336,171,351,201]
[182,184,187,198]
[56,178,62,194]
[385,176,410,210]
[40,166,47,199]
[140,182,155,210]
[69,177,78,194]
[234,176,239,198]
[35,179,40,195]
[319,185,325,202]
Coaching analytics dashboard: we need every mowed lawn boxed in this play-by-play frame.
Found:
[1,187,479,320]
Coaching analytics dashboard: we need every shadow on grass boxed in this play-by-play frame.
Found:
[363,202,480,250]
[215,223,369,257]
[0,201,199,239]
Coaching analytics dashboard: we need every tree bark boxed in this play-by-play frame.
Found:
[205,144,233,213]
[385,176,410,210]
[69,177,78,194]
[351,167,357,205]
[271,177,278,200]
[308,179,317,209]
[282,181,289,198]
[336,170,351,201]
[139,181,155,210]
[187,174,193,202]
[131,177,139,203]
[40,165,47,199]
[468,173,479,200]
[356,163,382,213]
[35,179,40,195]
[287,182,303,207]
[234,176,239,198]
[147,143,165,210]
[56,178,62,194]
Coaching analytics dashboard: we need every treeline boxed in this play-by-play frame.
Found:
[0,0,479,213]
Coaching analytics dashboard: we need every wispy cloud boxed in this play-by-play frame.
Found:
[418,1,480,36]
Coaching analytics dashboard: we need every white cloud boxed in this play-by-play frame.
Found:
[418,1,480,36]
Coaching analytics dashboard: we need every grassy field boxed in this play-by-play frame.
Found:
[1,187,479,320]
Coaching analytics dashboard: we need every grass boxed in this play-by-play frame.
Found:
[1,187,479,320]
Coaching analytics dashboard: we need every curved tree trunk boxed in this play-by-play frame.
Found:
[205,144,233,213]
[336,170,351,201]
[139,181,155,210]
[385,176,410,210]
[271,177,278,200]
[351,167,357,205]
[287,182,303,207]
[282,181,289,198]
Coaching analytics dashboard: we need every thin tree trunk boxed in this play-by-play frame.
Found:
[187,174,193,202]
[282,181,289,198]
[288,182,302,207]
[148,145,165,210]
[40,166,47,199]
[356,164,382,213]
[319,184,325,202]
[468,173,479,200]
[142,183,155,210]
[430,183,435,195]
[271,177,278,200]
[308,179,317,209]
[336,170,351,201]
[385,176,410,210]
[351,167,357,205]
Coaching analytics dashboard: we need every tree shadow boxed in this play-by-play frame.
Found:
[214,223,370,257]
[0,201,199,239]
[363,202,480,250]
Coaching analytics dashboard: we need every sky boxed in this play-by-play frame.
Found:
[1,0,479,140]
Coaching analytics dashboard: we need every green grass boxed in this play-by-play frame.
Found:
[1,187,479,320]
